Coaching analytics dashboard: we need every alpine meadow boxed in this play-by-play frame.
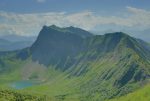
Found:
[0,0,150,101]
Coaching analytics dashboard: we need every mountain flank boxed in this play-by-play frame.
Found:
[0,25,150,101]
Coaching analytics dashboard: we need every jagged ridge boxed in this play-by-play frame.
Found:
[0,25,150,101]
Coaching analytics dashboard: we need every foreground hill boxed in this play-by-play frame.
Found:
[107,84,150,101]
[0,25,150,101]
[1,84,150,101]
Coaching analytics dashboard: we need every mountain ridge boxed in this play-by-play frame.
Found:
[0,25,150,101]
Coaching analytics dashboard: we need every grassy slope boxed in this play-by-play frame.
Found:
[0,59,25,88]
[0,40,148,101]
[0,33,150,101]
[0,89,47,101]
[106,83,150,101]
[1,83,150,101]
[22,49,149,101]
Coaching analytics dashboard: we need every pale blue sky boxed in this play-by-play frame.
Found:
[0,0,149,13]
[0,0,150,42]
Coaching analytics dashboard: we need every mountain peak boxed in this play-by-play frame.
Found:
[41,25,93,38]
[105,32,130,37]
[49,24,60,29]
[1,25,150,101]
[50,24,57,28]
[103,32,132,46]
[42,25,59,30]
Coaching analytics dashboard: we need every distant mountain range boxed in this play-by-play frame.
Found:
[0,35,36,51]
[0,25,150,101]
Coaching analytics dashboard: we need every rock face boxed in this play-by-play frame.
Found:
[30,25,86,68]
[0,25,150,100]
[30,25,150,69]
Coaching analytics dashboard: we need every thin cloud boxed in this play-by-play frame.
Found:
[0,7,150,36]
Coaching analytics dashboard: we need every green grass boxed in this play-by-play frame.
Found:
[0,32,150,101]
[0,89,48,101]
[0,59,25,88]
[20,49,147,101]
[106,83,150,101]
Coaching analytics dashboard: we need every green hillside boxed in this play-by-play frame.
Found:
[106,84,150,101]
[0,25,150,101]
[1,83,150,101]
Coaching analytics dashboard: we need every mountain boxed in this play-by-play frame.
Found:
[0,34,36,42]
[30,25,85,68]
[0,40,34,51]
[0,35,36,51]
[137,39,150,52]
[48,25,93,38]
[0,25,150,101]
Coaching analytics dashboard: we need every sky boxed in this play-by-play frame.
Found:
[0,0,150,42]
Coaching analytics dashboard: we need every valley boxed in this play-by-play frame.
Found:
[0,25,150,101]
